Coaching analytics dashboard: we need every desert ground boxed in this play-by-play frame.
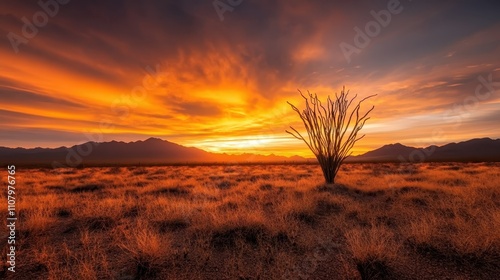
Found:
[1,162,499,279]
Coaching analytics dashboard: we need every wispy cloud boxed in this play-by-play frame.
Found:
[1,0,499,155]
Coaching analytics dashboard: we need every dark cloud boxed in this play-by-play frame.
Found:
[0,127,90,147]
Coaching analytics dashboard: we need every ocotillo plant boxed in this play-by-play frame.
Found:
[286,87,375,184]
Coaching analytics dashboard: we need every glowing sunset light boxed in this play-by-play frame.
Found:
[188,136,287,153]
[3,3,500,279]
[1,1,499,156]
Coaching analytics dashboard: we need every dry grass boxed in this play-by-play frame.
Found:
[345,225,401,279]
[117,221,172,278]
[1,162,499,279]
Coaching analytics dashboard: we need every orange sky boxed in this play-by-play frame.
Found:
[1,1,499,157]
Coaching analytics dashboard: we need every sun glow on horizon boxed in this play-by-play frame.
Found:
[184,135,298,155]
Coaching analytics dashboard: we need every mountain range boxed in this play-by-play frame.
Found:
[0,138,306,167]
[0,137,499,167]
[348,137,500,162]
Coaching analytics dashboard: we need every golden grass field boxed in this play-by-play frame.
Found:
[2,162,499,279]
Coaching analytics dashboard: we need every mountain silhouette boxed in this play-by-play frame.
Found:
[0,137,306,167]
[350,137,500,162]
[0,137,499,167]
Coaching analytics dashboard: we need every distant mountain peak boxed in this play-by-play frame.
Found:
[351,137,500,162]
[144,137,164,141]
[383,143,408,148]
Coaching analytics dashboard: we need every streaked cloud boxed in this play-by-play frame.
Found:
[0,0,499,156]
